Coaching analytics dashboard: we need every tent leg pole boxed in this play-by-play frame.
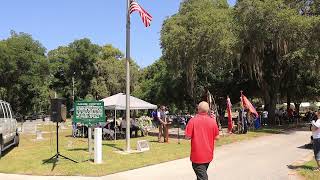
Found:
[114,110,117,141]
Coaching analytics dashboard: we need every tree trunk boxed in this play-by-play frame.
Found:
[294,103,300,115]
[268,92,277,125]
[287,93,291,111]
[263,89,277,125]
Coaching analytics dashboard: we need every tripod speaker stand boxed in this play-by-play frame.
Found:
[43,98,78,164]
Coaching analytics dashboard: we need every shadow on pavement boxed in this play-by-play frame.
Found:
[287,164,314,170]
[297,143,313,150]
[254,129,285,134]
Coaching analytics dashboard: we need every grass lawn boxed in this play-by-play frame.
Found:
[297,160,320,180]
[0,123,286,176]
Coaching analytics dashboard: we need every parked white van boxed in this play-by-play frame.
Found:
[0,100,19,158]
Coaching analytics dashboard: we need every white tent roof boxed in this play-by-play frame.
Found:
[300,102,310,107]
[100,93,157,110]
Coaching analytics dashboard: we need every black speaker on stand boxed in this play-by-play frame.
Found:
[43,98,78,164]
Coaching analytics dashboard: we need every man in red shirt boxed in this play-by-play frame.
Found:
[185,101,220,180]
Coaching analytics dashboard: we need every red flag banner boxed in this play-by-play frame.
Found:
[226,96,233,133]
[130,0,153,27]
[241,92,258,117]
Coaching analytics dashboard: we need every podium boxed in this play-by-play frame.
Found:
[164,121,172,143]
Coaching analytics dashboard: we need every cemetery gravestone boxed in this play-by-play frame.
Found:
[22,122,37,134]
[36,130,43,140]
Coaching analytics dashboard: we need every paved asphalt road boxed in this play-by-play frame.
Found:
[0,130,313,180]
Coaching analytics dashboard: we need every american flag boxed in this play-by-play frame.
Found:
[210,110,216,119]
[130,0,152,27]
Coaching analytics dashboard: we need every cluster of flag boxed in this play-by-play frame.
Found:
[210,110,216,119]
[226,91,258,133]
[129,0,152,27]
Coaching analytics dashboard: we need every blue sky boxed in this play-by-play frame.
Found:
[0,0,236,67]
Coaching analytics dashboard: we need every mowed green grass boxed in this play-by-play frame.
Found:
[298,160,320,180]
[0,124,282,176]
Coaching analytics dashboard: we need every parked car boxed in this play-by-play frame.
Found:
[0,100,19,158]
[15,113,23,122]
[25,115,33,121]
[31,113,38,120]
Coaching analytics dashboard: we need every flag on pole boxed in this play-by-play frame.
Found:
[206,90,215,119]
[240,91,258,117]
[129,0,153,27]
[226,96,233,133]
[210,110,216,119]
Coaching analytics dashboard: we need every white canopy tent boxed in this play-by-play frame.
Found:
[100,93,157,140]
[101,93,157,110]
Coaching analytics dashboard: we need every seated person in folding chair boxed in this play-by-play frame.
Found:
[121,115,141,138]
[103,122,115,140]
[120,116,128,138]
[131,117,142,137]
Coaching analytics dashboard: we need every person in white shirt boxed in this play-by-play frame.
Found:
[262,110,268,126]
[311,110,320,171]
[121,116,127,131]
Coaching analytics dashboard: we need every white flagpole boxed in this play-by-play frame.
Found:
[125,0,131,152]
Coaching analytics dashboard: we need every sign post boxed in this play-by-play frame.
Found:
[73,101,105,125]
[73,101,105,156]
[94,128,102,164]
[88,127,93,153]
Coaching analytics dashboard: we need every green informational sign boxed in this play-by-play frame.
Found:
[73,101,105,125]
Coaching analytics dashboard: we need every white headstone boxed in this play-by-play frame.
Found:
[22,122,37,134]
[36,130,43,140]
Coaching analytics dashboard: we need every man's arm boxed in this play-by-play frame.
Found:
[185,119,193,139]
[215,135,220,140]
[157,112,166,124]
[159,117,167,125]
[311,120,319,131]
[213,119,220,140]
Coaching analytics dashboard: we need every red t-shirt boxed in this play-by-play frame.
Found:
[185,112,219,164]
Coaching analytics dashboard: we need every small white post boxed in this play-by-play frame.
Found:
[88,127,92,153]
[114,109,117,141]
[94,128,102,164]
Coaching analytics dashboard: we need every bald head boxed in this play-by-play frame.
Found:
[198,101,209,113]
